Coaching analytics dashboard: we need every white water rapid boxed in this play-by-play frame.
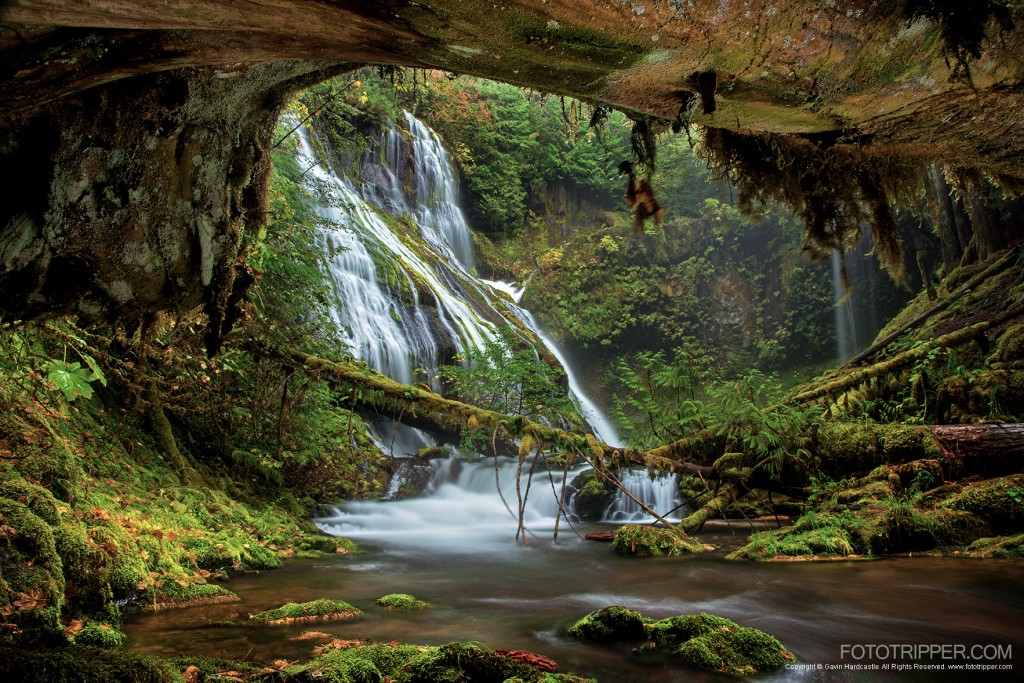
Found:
[299,112,679,544]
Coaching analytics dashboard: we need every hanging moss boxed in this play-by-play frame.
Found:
[697,128,924,282]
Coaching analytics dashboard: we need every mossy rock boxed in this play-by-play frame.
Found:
[0,645,181,683]
[919,508,991,547]
[676,623,793,675]
[249,598,362,625]
[966,533,1024,558]
[567,606,647,642]
[645,612,793,675]
[71,623,126,649]
[392,642,539,683]
[942,476,1024,533]
[295,534,355,555]
[727,510,870,560]
[569,470,615,521]
[647,612,738,648]
[611,524,704,557]
[312,643,422,682]
[141,583,239,613]
[376,593,430,610]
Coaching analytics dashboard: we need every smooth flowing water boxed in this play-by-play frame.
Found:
[125,528,1023,682]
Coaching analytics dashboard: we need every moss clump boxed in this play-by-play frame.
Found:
[567,606,647,642]
[570,470,615,521]
[966,533,1024,558]
[308,641,590,683]
[141,583,239,613]
[249,598,362,625]
[0,645,180,683]
[943,476,1024,532]
[375,593,430,610]
[71,623,126,649]
[676,623,793,675]
[611,524,704,557]
[645,612,793,674]
[392,642,539,683]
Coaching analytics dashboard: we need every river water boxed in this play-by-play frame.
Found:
[125,519,1023,681]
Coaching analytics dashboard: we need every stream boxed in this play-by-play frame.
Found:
[124,523,1023,681]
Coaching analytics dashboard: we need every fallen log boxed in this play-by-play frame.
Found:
[843,246,1020,368]
[787,304,1024,407]
[815,422,1024,479]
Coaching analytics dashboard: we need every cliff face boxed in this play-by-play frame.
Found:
[1,1,1022,332]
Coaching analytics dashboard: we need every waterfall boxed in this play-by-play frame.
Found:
[294,111,678,538]
[483,280,682,521]
[316,456,594,552]
[831,237,883,364]
[296,121,496,385]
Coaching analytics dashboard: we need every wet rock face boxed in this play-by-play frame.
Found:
[0,61,340,327]
[1,1,1022,323]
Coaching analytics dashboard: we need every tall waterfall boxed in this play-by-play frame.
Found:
[296,121,498,385]
[296,111,679,539]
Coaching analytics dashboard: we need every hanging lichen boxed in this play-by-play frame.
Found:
[697,127,927,282]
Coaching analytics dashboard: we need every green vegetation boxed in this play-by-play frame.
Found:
[611,524,704,557]
[570,607,792,676]
[647,612,794,675]
[567,606,648,643]
[249,598,362,625]
[375,593,431,610]
[438,327,581,426]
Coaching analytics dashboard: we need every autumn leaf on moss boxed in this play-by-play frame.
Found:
[13,589,47,610]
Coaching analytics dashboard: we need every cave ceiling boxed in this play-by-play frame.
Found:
[1,0,1022,331]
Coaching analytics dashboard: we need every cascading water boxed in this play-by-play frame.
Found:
[300,111,677,539]
[483,279,682,522]
[831,236,885,363]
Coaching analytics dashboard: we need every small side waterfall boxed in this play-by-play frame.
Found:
[832,238,883,364]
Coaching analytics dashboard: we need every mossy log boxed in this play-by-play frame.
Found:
[843,247,1020,368]
[677,484,744,533]
[788,305,1024,407]
[816,422,1024,479]
[286,349,1021,526]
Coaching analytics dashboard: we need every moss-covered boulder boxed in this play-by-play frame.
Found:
[140,583,239,613]
[567,606,647,642]
[943,475,1024,533]
[611,524,704,557]
[249,598,362,626]
[965,533,1024,558]
[376,593,430,610]
[70,623,126,649]
[570,470,615,521]
[647,612,793,675]
[307,641,588,683]
[0,645,181,683]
